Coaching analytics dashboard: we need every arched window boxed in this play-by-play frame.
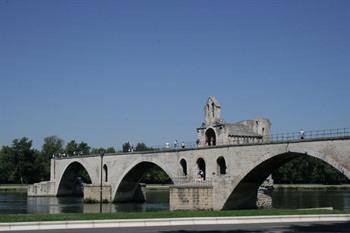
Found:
[217,156,227,175]
[103,164,108,182]
[196,158,206,180]
[180,159,187,176]
[205,128,216,146]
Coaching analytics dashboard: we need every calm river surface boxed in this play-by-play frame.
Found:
[1,189,350,214]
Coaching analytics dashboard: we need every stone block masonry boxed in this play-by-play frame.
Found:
[170,185,213,210]
[27,181,56,196]
[83,184,112,202]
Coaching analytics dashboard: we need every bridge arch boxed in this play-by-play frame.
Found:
[112,159,175,202]
[223,149,350,210]
[56,161,93,196]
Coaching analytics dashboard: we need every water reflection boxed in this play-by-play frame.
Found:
[272,189,350,210]
[27,196,85,214]
[0,191,27,214]
[0,189,349,214]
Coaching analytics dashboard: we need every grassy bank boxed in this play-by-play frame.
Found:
[0,209,348,223]
[274,184,350,190]
[0,184,27,192]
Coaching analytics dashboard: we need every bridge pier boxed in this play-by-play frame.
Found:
[27,181,56,197]
[83,184,112,202]
[114,182,147,203]
[170,184,213,211]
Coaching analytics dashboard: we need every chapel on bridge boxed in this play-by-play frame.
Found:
[197,96,271,146]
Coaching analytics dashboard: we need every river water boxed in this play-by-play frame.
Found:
[1,189,350,214]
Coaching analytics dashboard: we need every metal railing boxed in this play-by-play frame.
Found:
[54,127,350,159]
[269,128,350,143]
[150,128,350,150]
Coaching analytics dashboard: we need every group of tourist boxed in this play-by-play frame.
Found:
[196,169,205,181]
[165,140,186,149]
[52,151,83,158]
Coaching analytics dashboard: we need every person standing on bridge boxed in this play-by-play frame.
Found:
[300,129,305,140]
[198,170,204,181]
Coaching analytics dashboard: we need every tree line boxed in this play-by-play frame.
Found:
[272,156,349,184]
[0,136,348,185]
[0,136,163,184]
[0,136,118,184]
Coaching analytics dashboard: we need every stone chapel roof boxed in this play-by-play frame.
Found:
[225,123,261,137]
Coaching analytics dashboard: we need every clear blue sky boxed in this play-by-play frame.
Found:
[1,0,349,149]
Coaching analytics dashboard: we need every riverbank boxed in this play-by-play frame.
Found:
[0,185,27,192]
[0,209,348,223]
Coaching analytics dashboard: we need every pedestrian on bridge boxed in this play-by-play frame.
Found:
[300,129,305,140]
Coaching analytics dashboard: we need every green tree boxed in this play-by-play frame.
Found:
[135,143,154,152]
[65,140,79,156]
[106,147,116,153]
[0,138,41,184]
[122,142,131,152]
[0,146,16,184]
[140,166,171,184]
[12,138,37,183]
[42,136,64,158]
[90,148,102,154]
[40,136,64,179]
[272,156,349,184]
[77,142,90,155]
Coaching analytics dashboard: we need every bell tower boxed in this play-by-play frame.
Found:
[204,96,222,126]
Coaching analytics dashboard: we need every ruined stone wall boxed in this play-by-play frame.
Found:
[28,181,56,196]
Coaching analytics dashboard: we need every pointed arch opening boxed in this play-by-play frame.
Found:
[57,162,92,197]
[205,128,216,146]
[180,159,187,176]
[197,158,206,180]
[114,162,173,203]
[217,156,227,175]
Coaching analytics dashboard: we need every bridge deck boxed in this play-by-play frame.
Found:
[54,134,350,160]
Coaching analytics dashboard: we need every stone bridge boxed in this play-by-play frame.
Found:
[29,136,350,210]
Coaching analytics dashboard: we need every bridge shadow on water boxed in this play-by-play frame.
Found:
[159,221,350,233]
